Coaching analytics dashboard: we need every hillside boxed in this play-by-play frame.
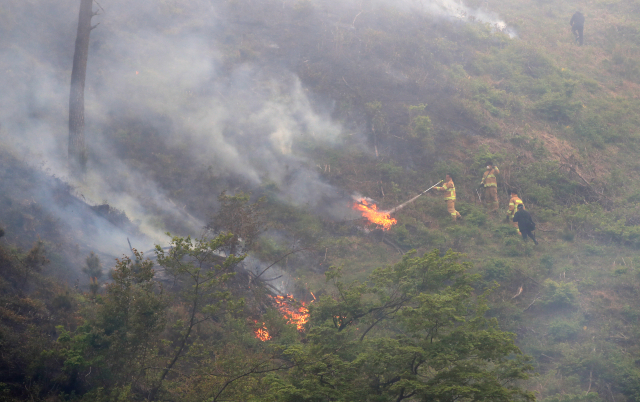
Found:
[1,0,640,400]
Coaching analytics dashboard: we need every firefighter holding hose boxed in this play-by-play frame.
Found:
[435,173,461,222]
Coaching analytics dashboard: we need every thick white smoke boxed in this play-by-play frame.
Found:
[410,0,516,37]
[0,0,514,263]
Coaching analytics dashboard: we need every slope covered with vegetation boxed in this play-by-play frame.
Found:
[2,0,640,400]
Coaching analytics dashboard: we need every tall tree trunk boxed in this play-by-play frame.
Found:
[68,0,94,176]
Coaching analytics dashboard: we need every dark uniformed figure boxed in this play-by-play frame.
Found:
[570,11,585,46]
[512,204,538,245]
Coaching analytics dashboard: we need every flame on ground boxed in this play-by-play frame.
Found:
[271,295,309,331]
[353,198,397,230]
[254,321,272,341]
[254,295,311,341]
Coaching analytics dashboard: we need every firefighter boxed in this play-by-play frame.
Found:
[435,173,461,222]
[570,11,585,46]
[513,204,538,245]
[480,161,500,213]
[507,191,524,233]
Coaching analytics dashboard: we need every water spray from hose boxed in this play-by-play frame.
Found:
[353,180,442,230]
[387,180,442,214]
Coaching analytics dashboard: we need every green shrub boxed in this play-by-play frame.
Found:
[534,92,581,122]
[493,225,519,239]
[466,210,488,227]
[614,267,629,275]
[627,190,640,203]
[377,161,403,182]
[541,279,579,308]
[503,243,533,257]
[542,393,603,402]
[584,244,605,256]
[540,254,554,272]
[574,115,607,148]
[482,258,513,281]
[561,230,576,242]
[394,224,409,243]
[391,224,433,248]
[504,238,520,247]
[525,184,555,208]
[563,204,604,236]
[446,225,478,241]
[622,305,640,321]
[457,203,487,227]
[432,161,464,183]
[548,319,581,342]
[410,115,432,138]
[534,208,557,223]
[470,147,504,173]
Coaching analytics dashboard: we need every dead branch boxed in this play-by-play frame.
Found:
[261,275,283,282]
[254,247,314,280]
[562,163,592,187]
[524,292,541,311]
[511,285,523,299]
[93,0,105,12]
[382,237,403,255]
[342,76,354,91]
[513,268,541,286]
[352,10,363,28]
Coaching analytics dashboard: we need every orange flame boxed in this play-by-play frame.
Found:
[271,295,309,331]
[254,295,311,341]
[254,321,271,341]
[353,199,397,230]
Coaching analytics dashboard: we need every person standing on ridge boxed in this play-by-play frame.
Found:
[435,173,462,222]
[480,161,500,213]
[513,204,538,245]
[507,191,524,234]
[570,11,585,46]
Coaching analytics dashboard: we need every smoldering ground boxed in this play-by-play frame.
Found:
[0,0,515,276]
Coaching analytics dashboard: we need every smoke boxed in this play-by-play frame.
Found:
[0,0,513,268]
[317,0,516,38]
[81,0,358,224]
[243,255,296,296]
[408,0,516,37]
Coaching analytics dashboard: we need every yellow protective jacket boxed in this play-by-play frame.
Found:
[436,179,456,201]
[481,167,499,187]
[508,196,524,218]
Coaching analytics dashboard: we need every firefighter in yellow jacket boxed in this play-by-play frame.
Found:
[507,191,524,233]
[480,161,500,213]
[435,174,461,222]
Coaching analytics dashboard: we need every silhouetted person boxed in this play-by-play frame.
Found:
[512,204,538,245]
[570,11,585,46]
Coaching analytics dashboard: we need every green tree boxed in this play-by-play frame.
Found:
[365,101,388,157]
[148,233,245,400]
[208,191,267,256]
[266,250,535,402]
[82,252,103,280]
[57,234,247,401]
[82,251,103,295]
[58,251,166,398]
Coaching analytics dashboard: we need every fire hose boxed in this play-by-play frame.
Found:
[388,180,443,214]
[421,180,444,195]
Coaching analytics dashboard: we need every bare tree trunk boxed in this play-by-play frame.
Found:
[68,0,94,176]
